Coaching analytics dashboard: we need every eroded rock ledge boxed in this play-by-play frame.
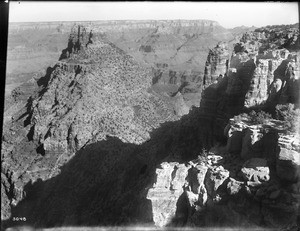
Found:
[147,117,300,228]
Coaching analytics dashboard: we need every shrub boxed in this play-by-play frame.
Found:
[248,110,272,124]
[233,113,249,123]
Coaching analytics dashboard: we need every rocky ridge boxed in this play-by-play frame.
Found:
[1,24,178,219]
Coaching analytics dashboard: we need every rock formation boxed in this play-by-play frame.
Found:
[146,24,300,229]
[197,24,300,145]
[203,42,230,87]
[146,162,190,227]
[147,116,299,228]
[173,92,190,116]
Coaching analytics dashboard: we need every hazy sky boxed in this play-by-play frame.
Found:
[9,1,299,28]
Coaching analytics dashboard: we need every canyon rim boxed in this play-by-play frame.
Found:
[1,2,300,231]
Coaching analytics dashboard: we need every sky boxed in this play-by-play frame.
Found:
[8,1,299,29]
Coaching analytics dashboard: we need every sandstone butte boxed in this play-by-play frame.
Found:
[1,23,300,230]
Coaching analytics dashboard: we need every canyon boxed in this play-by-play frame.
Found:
[5,20,252,111]
[1,21,300,230]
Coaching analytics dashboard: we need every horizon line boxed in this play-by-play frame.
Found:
[8,19,299,30]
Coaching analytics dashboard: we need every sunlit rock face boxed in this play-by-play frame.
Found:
[203,42,230,87]
[146,162,190,227]
[200,24,299,132]
[147,114,299,228]
[173,92,190,116]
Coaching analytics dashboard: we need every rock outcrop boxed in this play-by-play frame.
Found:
[173,92,190,116]
[147,124,299,228]
[146,162,190,227]
[240,158,270,185]
[226,116,299,161]
[146,24,300,229]
[203,42,230,87]
[196,24,300,148]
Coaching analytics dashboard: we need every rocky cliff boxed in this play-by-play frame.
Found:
[203,42,230,87]
[147,113,300,228]
[199,24,300,143]
[146,24,300,229]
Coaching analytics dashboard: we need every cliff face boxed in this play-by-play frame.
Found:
[199,24,300,124]
[146,24,300,229]
[146,113,300,229]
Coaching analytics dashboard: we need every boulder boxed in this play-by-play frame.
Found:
[227,177,244,195]
[240,158,270,184]
[205,166,230,198]
[207,154,224,165]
